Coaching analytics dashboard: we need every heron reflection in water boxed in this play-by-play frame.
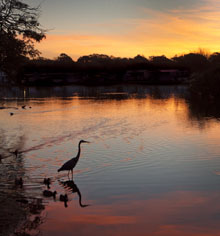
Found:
[58,140,90,178]
[59,180,89,208]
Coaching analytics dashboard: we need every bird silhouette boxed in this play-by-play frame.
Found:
[43,190,57,198]
[43,178,51,189]
[57,140,90,178]
[60,194,68,202]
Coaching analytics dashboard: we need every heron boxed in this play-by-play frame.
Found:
[57,140,90,178]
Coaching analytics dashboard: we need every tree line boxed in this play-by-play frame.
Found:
[20,51,220,78]
[1,1,220,98]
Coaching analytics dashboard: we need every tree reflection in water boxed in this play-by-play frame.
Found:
[1,85,220,236]
[0,131,45,236]
[186,94,220,128]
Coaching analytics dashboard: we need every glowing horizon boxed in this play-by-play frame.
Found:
[32,0,220,60]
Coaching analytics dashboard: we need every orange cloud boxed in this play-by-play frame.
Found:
[36,0,220,59]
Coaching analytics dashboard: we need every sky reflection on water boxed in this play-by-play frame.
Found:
[1,85,220,236]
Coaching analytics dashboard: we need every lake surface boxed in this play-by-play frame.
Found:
[1,85,220,236]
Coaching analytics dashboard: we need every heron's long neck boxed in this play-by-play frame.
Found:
[75,142,82,161]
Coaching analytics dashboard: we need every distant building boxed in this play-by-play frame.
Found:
[159,69,179,82]
[124,69,189,84]
[23,72,83,85]
[159,69,189,83]
[124,70,152,82]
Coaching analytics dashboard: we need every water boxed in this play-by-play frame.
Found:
[1,85,220,236]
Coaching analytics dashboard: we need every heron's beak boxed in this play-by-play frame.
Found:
[84,141,90,143]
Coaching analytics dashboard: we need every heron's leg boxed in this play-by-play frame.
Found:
[71,169,73,180]
[68,170,70,179]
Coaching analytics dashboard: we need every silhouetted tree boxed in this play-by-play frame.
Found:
[209,52,220,66]
[149,55,172,64]
[56,53,74,63]
[0,0,45,79]
[172,53,209,72]
[77,54,112,64]
[133,55,148,63]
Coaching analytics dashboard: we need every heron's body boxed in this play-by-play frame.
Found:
[58,157,78,172]
[58,140,89,177]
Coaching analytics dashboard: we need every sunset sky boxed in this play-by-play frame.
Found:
[31,0,220,60]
